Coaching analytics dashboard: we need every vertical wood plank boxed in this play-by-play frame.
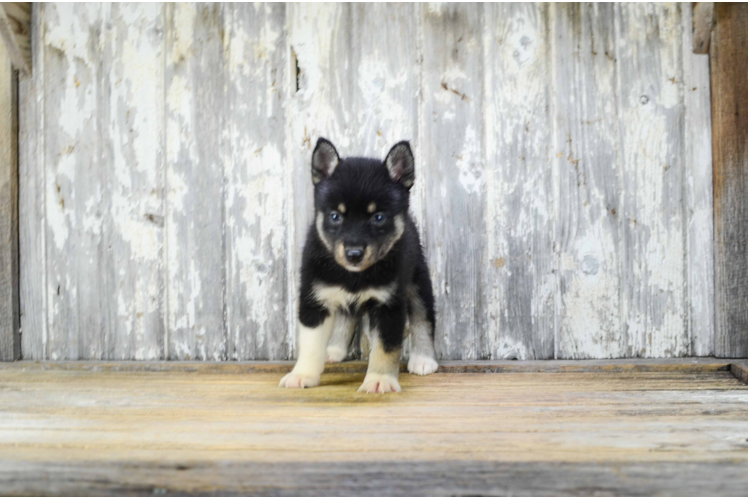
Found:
[483,3,555,360]
[551,4,624,359]
[165,3,226,360]
[286,4,352,358]
[711,3,748,357]
[0,34,20,360]
[616,3,688,357]
[101,3,166,360]
[224,4,288,360]
[682,4,715,356]
[350,3,418,360]
[43,3,101,359]
[18,2,44,359]
[420,3,485,360]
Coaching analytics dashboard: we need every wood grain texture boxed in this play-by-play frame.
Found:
[0,37,20,360]
[43,4,102,360]
[165,3,225,360]
[420,4,486,360]
[616,3,688,358]
[0,365,746,495]
[224,4,289,361]
[4,460,748,497]
[552,3,624,359]
[682,4,715,356]
[18,2,44,360]
[711,3,748,358]
[101,4,166,360]
[483,3,555,360]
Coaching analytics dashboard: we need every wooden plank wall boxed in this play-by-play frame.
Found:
[18,3,716,361]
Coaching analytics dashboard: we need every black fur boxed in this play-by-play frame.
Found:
[298,138,435,353]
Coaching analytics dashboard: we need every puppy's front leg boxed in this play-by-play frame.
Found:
[359,302,406,394]
[280,312,334,389]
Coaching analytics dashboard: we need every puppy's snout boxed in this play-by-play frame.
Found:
[345,246,365,264]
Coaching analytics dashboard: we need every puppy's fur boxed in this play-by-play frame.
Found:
[279,138,438,393]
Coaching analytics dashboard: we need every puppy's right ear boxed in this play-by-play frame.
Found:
[311,138,340,185]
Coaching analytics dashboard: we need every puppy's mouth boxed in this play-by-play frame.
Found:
[334,243,376,272]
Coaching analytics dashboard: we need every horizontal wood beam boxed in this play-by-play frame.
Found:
[3,460,748,496]
[0,3,30,76]
[0,357,736,374]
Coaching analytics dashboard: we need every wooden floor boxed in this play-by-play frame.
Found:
[1,359,747,496]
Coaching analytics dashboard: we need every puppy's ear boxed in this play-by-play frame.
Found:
[311,138,340,185]
[384,141,415,189]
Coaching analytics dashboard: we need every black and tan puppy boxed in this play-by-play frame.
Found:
[279,138,438,393]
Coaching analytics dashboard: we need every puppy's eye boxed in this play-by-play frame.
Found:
[371,212,387,226]
[329,211,343,224]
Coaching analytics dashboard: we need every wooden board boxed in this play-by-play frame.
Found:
[483,3,554,360]
[0,364,746,495]
[223,4,289,361]
[711,3,748,358]
[0,35,19,360]
[682,4,715,356]
[17,3,43,360]
[42,3,102,360]
[165,4,224,360]
[551,3,623,359]
[101,3,166,360]
[0,357,735,374]
[420,4,486,360]
[616,4,688,358]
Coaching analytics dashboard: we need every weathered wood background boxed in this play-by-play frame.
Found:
[19,3,715,361]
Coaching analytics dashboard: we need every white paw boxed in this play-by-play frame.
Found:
[408,354,439,376]
[279,371,320,389]
[326,345,347,363]
[358,374,401,394]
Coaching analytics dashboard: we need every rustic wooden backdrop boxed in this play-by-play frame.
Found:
[19,3,716,361]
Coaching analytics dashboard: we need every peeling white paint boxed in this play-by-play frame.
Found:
[23,3,714,361]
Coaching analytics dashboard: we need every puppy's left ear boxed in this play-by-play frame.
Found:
[384,141,415,189]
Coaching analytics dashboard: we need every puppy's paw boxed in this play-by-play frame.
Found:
[408,354,439,376]
[358,374,401,394]
[326,345,347,363]
[279,371,320,389]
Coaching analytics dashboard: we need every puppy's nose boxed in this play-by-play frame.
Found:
[345,247,365,264]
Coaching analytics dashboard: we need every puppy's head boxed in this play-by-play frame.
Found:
[311,138,415,272]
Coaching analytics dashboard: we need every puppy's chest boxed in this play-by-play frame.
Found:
[313,282,397,312]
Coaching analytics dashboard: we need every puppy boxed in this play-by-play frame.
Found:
[279,138,438,393]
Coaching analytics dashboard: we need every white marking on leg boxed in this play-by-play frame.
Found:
[407,285,438,376]
[279,314,334,389]
[359,334,401,394]
[327,312,356,362]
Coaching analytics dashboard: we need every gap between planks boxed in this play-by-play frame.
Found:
[2,357,745,379]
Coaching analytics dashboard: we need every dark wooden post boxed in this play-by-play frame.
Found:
[712,3,748,357]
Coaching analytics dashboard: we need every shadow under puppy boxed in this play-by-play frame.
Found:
[280,138,438,393]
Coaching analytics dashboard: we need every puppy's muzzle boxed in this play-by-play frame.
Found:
[345,246,365,264]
